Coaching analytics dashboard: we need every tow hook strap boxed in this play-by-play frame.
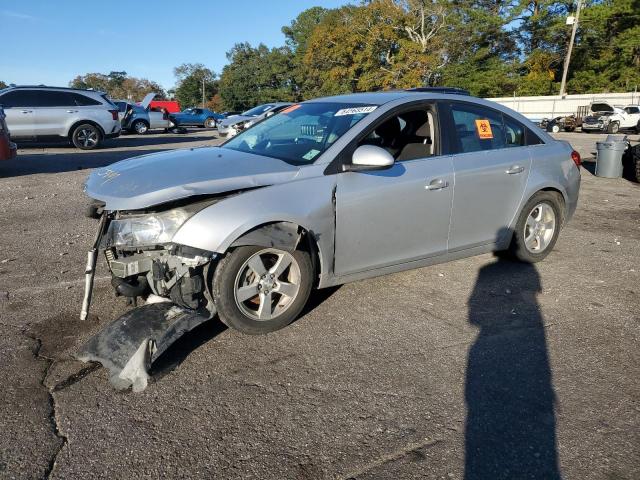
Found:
[80,214,107,320]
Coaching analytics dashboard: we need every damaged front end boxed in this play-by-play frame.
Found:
[77,200,220,391]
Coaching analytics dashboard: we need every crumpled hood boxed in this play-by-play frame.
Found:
[85,146,300,211]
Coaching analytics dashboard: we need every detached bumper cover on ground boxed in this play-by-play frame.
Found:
[76,302,212,392]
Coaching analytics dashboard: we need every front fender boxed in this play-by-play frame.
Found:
[171,174,337,282]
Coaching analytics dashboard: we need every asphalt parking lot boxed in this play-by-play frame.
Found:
[0,130,638,479]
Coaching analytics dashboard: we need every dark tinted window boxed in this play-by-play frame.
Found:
[525,128,543,145]
[0,90,39,107]
[624,106,639,114]
[34,91,75,107]
[503,115,525,148]
[450,103,506,153]
[70,93,101,106]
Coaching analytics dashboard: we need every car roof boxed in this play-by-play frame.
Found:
[306,89,474,106]
[2,85,106,95]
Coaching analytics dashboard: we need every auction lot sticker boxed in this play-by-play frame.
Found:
[475,119,493,139]
[335,106,377,116]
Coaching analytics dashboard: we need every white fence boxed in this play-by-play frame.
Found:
[486,92,640,122]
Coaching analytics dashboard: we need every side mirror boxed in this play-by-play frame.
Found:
[344,145,394,171]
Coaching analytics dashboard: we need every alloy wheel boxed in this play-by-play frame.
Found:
[524,202,556,253]
[233,249,301,321]
[76,128,98,148]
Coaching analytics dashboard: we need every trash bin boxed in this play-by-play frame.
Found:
[595,136,627,178]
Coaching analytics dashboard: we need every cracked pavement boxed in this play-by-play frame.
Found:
[0,130,638,479]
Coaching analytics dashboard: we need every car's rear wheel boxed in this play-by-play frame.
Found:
[204,117,216,128]
[212,246,313,335]
[132,120,149,135]
[71,124,101,150]
[551,124,560,133]
[507,192,563,263]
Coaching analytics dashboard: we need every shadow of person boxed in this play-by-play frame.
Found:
[464,242,561,479]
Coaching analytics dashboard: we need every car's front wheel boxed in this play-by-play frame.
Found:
[607,121,620,134]
[507,191,563,263]
[212,246,313,335]
[204,117,216,128]
[71,124,102,150]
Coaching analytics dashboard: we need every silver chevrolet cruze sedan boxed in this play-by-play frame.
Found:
[84,89,581,335]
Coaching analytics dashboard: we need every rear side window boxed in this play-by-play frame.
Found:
[450,103,506,152]
[34,91,75,107]
[70,93,101,106]
[503,115,525,148]
[0,90,40,108]
[625,106,639,114]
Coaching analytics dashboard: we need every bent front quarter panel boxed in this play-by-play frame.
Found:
[172,165,337,286]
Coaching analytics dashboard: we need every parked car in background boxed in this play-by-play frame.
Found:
[0,105,17,160]
[170,108,224,129]
[582,102,640,133]
[221,111,242,118]
[0,85,120,149]
[541,115,578,133]
[116,93,171,134]
[83,89,580,341]
[217,103,293,137]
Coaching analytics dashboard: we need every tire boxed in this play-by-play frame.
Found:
[204,117,216,128]
[212,246,314,335]
[507,191,564,263]
[71,124,102,150]
[132,120,149,135]
[625,144,640,183]
[564,127,575,132]
[635,120,640,134]
[551,124,560,133]
[607,122,619,134]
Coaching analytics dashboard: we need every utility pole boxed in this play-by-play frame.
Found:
[202,77,205,108]
[559,0,583,97]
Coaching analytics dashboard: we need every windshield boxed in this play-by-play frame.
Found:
[242,104,276,117]
[222,102,377,165]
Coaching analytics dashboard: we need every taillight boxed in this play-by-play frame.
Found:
[571,150,581,167]
[109,109,118,121]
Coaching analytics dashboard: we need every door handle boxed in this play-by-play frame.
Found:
[21,110,32,114]
[505,165,525,174]
[425,178,449,190]
[66,110,79,113]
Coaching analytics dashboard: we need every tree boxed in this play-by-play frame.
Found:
[173,63,218,109]
[69,71,166,99]
[218,43,296,110]
[0,80,7,89]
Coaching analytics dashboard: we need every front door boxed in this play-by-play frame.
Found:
[334,104,453,275]
[446,101,531,251]
[0,89,37,140]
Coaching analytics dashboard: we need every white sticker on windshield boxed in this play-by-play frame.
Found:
[334,106,377,117]
[302,149,321,160]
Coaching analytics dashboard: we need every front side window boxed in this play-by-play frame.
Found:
[223,102,375,165]
[624,106,639,114]
[0,90,39,108]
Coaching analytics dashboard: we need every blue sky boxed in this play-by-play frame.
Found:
[0,0,348,90]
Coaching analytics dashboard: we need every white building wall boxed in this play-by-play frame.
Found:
[485,92,640,122]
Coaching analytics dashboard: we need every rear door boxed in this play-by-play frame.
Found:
[34,90,78,137]
[0,89,37,140]
[444,101,531,251]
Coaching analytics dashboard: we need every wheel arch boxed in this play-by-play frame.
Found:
[223,220,324,288]
[67,119,105,139]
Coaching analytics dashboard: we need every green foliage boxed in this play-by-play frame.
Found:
[69,71,166,100]
[0,80,7,89]
[218,43,297,110]
[173,63,218,109]
[216,0,639,106]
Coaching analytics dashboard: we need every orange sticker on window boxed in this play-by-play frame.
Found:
[281,104,301,114]
[475,119,493,139]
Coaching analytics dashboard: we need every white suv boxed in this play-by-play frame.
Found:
[0,86,121,149]
[582,101,640,134]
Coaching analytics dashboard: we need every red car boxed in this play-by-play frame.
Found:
[0,106,17,161]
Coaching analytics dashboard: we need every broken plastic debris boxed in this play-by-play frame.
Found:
[76,303,213,392]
